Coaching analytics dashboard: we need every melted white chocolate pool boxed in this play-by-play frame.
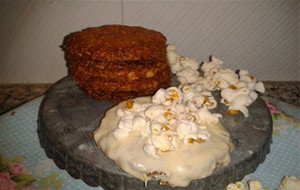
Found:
[94,97,233,187]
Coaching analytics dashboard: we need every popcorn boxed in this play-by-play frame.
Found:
[181,85,196,102]
[113,114,140,140]
[176,120,198,139]
[226,182,248,190]
[181,85,217,110]
[248,180,264,190]
[167,47,265,117]
[152,87,183,106]
[193,77,216,91]
[164,110,175,120]
[132,115,147,130]
[221,87,258,117]
[144,130,176,158]
[150,134,174,152]
[180,57,200,71]
[177,68,199,84]
[166,45,200,75]
[112,86,223,159]
[186,101,198,112]
[239,70,265,93]
[226,176,300,190]
[171,104,188,114]
[202,95,217,109]
[125,99,135,109]
[118,115,135,131]
[221,87,249,103]
[201,56,223,77]
[144,105,167,123]
[139,122,151,137]
[176,119,210,144]
[211,69,239,89]
[150,122,164,134]
[166,44,177,52]
[116,108,129,117]
[193,96,207,108]
[195,107,222,125]
[254,82,265,93]
[277,176,300,190]
[226,180,265,190]
[166,45,182,74]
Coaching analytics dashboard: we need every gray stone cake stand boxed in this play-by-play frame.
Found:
[37,76,272,190]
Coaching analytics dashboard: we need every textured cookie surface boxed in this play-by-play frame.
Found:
[62,25,167,62]
[62,25,171,103]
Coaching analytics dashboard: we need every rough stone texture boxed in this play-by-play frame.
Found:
[0,84,51,115]
[37,76,272,190]
[263,81,300,107]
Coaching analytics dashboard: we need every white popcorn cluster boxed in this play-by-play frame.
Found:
[167,45,265,117]
[277,176,300,190]
[167,45,200,84]
[226,176,300,190]
[113,87,221,159]
[226,180,264,190]
[226,181,248,190]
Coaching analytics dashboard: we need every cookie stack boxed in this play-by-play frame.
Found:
[62,25,171,103]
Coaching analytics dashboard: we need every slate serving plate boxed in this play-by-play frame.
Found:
[37,76,272,190]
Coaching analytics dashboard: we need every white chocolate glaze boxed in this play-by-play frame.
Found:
[94,97,233,187]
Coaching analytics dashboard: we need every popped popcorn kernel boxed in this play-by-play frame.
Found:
[188,138,206,144]
[203,96,209,103]
[126,100,135,109]
[229,85,238,90]
[179,56,186,62]
[170,89,179,99]
[161,124,170,131]
[222,99,230,106]
[164,111,174,120]
[159,180,170,186]
[228,109,241,115]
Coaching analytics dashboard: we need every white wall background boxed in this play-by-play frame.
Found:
[0,0,299,83]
